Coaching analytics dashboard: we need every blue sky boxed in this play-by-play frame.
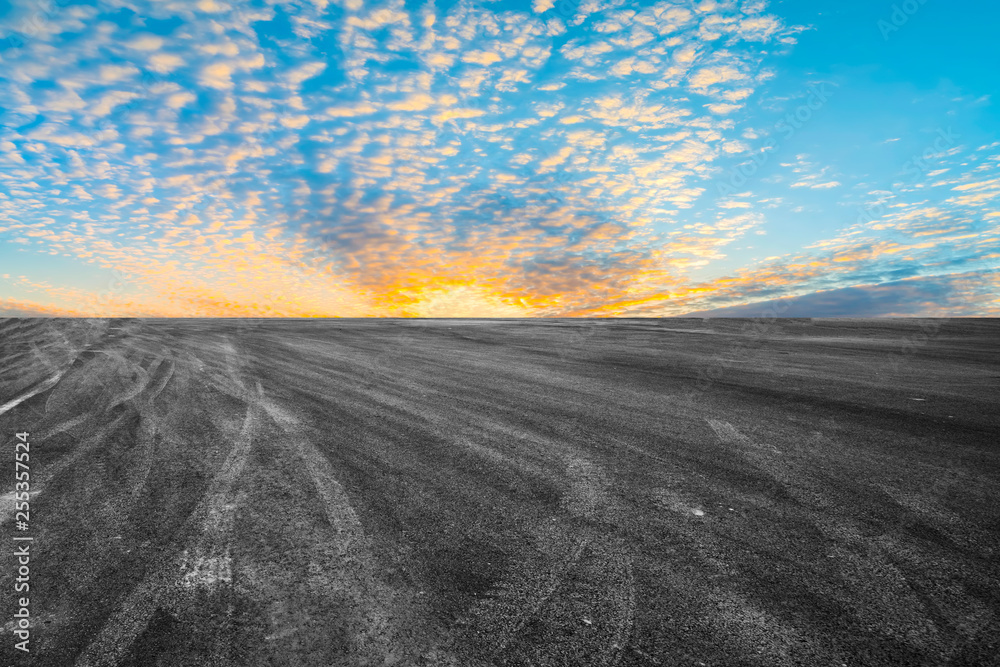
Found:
[0,0,997,317]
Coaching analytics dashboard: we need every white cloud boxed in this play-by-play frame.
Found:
[688,65,746,92]
[99,64,138,83]
[705,102,742,114]
[148,53,185,73]
[326,103,378,117]
[462,50,502,66]
[284,62,327,88]
[166,92,197,109]
[199,62,235,90]
[126,34,164,51]
[387,94,435,111]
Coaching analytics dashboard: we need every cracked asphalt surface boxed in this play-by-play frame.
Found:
[1,317,998,666]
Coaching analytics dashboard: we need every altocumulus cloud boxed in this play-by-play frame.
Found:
[0,0,997,317]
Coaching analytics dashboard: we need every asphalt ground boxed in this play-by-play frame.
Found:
[0,317,998,666]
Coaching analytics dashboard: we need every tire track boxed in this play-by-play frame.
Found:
[434,414,639,665]
[253,386,465,666]
[0,372,64,417]
[75,393,260,667]
[558,452,637,667]
[706,418,781,454]
[468,530,637,666]
[488,536,591,652]
[0,317,992,666]
[596,545,637,667]
[122,356,178,497]
[0,409,132,526]
[563,455,612,521]
[1,324,139,419]
[193,338,255,404]
[178,388,257,588]
[462,443,637,666]
[2,344,172,528]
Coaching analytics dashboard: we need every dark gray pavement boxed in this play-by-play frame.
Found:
[1,318,998,666]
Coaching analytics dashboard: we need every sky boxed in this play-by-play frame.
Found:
[0,0,997,317]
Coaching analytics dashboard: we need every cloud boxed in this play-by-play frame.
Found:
[681,270,1000,317]
[689,65,746,91]
[387,94,436,111]
[126,34,164,51]
[199,62,234,89]
[165,91,197,109]
[5,0,988,320]
[148,53,186,73]
[462,50,503,66]
[735,16,782,42]
[432,107,486,124]
[706,102,743,114]
[326,102,378,117]
[283,62,327,88]
[99,64,139,83]
[791,179,840,189]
